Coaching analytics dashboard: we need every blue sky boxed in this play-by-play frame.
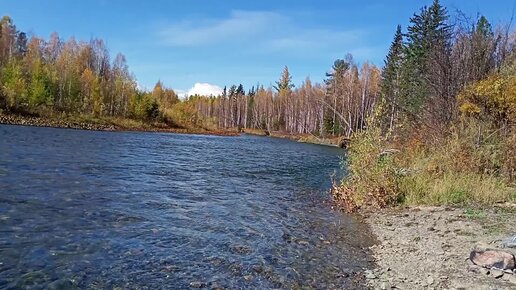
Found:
[3,0,515,95]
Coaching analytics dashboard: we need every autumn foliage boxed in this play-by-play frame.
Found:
[334,1,515,212]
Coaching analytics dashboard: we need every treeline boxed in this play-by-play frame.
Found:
[334,0,515,211]
[183,60,381,136]
[1,0,514,140]
[379,1,514,133]
[0,16,179,122]
[182,0,514,137]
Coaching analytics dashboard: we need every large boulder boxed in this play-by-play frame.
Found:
[470,249,516,270]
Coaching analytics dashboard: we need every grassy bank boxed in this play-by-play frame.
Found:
[0,112,239,136]
[332,123,516,212]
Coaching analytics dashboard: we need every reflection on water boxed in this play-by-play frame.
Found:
[0,125,372,289]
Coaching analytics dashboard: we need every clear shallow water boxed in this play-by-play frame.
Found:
[0,125,373,289]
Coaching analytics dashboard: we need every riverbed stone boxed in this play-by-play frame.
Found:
[501,235,516,249]
[48,279,73,290]
[468,265,480,273]
[470,250,516,270]
[380,282,391,289]
[230,244,252,255]
[365,270,377,279]
[480,267,490,275]
[189,281,205,288]
[490,269,504,279]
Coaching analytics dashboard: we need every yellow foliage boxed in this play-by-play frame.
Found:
[458,73,516,122]
[459,101,481,116]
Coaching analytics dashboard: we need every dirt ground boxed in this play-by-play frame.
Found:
[363,204,516,290]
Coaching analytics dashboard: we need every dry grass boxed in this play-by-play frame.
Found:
[334,122,516,212]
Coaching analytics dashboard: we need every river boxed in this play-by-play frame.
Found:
[0,124,373,289]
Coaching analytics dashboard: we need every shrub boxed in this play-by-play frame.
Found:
[334,122,515,212]
[332,128,402,212]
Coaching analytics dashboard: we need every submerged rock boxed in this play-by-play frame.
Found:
[230,244,252,255]
[48,279,74,290]
[470,249,516,270]
[189,281,205,288]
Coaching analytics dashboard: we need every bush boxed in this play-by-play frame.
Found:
[332,128,403,212]
[334,122,515,212]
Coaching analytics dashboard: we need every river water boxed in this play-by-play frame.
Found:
[0,125,373,289]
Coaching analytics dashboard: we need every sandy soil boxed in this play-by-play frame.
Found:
[363,205,516,290]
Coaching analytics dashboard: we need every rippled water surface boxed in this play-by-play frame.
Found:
[0,125,372,289]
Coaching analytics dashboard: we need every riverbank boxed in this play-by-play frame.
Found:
[242,128,348,147]
[0,113,239,136]
[362,205,516,289]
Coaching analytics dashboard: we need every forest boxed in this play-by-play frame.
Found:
[0,13,380,135]
[0,15,179,126]
[0,1,514,207]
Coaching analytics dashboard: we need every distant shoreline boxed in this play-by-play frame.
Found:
[0,112,349,147]
[242,128,348,148]
[0,112,239,136]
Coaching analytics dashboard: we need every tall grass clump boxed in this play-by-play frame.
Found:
[332,128,403,212]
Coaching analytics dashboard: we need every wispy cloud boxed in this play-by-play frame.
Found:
[156,10,370,56]
[158,10,285,46]
[263,28,366,52]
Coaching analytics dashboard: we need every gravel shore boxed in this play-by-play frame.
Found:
[363,205,516,289]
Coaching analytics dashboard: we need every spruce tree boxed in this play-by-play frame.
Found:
[381,25,404,131]
[401,0,452,122]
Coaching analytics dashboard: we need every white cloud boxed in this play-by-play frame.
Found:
[174,89,188,99]
[187,83,223,96]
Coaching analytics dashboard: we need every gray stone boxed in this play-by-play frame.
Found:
[470,250,516,270]
[365,270,377,279]
[230,244,252,255]
[189,281,205,288]
[468,265,480,273]
[48,279,73,290]
[490,269,504,279]
[380,282,391,289]
[427,276,435,285]
[501,235,516,248]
